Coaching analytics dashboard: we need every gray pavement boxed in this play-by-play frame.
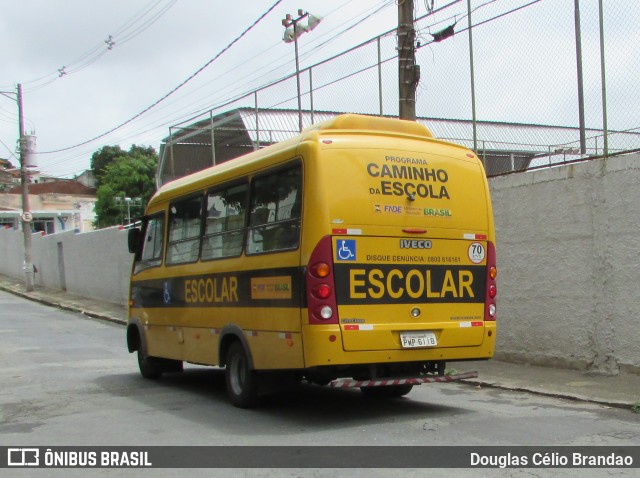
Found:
[1,273,638,412]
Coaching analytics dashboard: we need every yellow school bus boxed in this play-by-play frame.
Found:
[126,114,497,407]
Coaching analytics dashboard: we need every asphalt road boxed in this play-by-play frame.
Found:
[1,290,638,477]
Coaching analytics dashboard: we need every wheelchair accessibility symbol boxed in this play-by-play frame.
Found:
[337,239,356,261]
[163,281,172,305]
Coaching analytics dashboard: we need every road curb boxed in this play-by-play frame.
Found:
[0,284,127,326]
[460,378,636,412]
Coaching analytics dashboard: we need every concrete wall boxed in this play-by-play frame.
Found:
[0,226,132,306]
[1,154,639,375]
[491,154,640,375]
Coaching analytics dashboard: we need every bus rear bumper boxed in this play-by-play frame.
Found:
[302,323,496,368]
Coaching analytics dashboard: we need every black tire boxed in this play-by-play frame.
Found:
[225,342,259,408]
[360,384,413,398]
[137,348,163,379]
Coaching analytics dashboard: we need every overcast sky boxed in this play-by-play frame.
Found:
[0,0,406,177]
[0,0,636,178]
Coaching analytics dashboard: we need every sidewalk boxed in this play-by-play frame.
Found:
[0,274,126,326]
[1,273,638,411]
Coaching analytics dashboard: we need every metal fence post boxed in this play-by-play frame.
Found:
[309,68,315,125]
[574,0,587,154]
[254,91,260,151]
[598,0,609,158]
[210,111,216,165]
[467,0,478,153]
[169,127,175,179]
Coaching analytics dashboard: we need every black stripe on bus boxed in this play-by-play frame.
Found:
[130,267,303,309]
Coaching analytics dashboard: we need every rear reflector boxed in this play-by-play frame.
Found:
[464,233,488,240]
[332,228,362,235]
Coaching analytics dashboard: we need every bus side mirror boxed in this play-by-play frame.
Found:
[128,228,142,254]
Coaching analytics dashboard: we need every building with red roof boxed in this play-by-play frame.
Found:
[0,176,97,234]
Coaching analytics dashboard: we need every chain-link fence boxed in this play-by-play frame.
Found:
[158,0,640,185]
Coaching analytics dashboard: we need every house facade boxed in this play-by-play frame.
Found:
[0,179,97,234]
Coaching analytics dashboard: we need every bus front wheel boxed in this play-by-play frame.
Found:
[225,342,259,408]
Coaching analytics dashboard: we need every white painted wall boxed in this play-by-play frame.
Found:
[490,153,640,374]
[0,226,132,306]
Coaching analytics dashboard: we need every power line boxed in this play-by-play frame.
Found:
[300,1,395,61]
[36,1,411,174]
[116,0,178,46]
[111,0,170,39]
[0,137,18,161]
[37,0,398,170]
[36,0,546,175]
[107,1,458,138]
[175,0,544,130]
[8,0,178,93]
[38,0,285,155]
[158,1,397,126]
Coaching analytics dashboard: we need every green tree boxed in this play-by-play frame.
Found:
[128,144,156,158]
[90,145,125,187]
[93,146,158,228]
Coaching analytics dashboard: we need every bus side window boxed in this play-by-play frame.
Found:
[247,163,302,255]
[134,214,165,273]
[202,183,247,260]
[166,195,203,265]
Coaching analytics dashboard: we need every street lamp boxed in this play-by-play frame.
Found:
[115,196,142,225]
[282,9,322,133]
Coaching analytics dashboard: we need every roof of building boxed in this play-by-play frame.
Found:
[6,180,96,196]
[2,169,21,178]
[158,107,640,183]
[168,107,640,155]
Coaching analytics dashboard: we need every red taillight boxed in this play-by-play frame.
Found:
[313,284,332,299]
[306,236,339,324]
[485,242,497,321]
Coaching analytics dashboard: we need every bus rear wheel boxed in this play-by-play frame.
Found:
[225,342,259,408]
[360,384,413,398]
[137,349,163,379]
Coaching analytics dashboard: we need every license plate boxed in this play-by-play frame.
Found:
[400,331,437,348]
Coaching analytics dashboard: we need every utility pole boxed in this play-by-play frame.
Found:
[18,83,34,292]
[398,0,419,121]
